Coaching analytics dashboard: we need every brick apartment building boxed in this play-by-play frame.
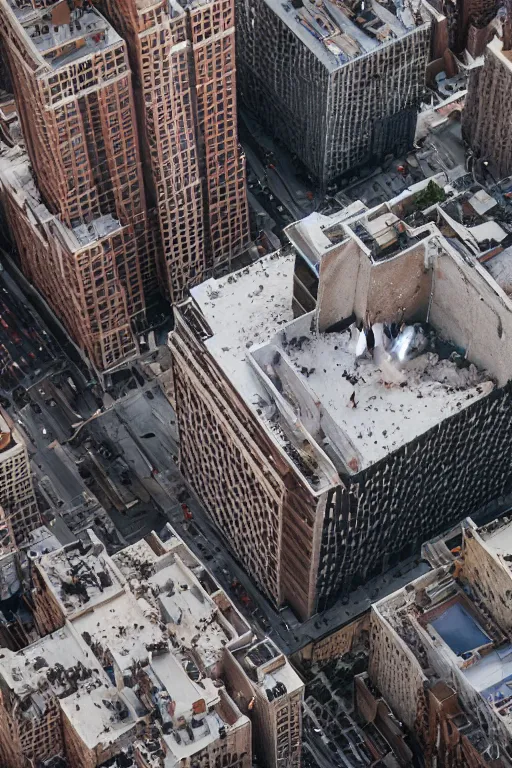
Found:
[0,525,303,768]
[463,35,512,180]
[370,516,512,766]
[169,179,512,621]
[97,0,250,303]
[0,0,158,371]
[0,0,250,370]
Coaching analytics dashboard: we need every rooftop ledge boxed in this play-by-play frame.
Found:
[187,193,512,491]
[6,1,122,70]
[262,0,431,70]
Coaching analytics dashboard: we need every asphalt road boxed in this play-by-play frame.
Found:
[19,403,84,506]
[240,110,320,232]
[0,268,59,391]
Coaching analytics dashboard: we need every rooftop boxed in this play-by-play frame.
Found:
[60,684,137,750]
[0,144,124,251]
[6,0,122,69]
[190,190,512,487]
[149,562,233,669]
[477,517,512,562]
[112,538,162,581]
[375,519,512,741]
[24,525,64,560]
[72,590,168,672]
[35,533,125,618]
[0,623,104,699]
[235,638,303,698]
[112,528,247,673]
[337,110,469,211]
[0,525,268,764]
[484,245,512,297]
[190,251,295,419]
[263,0,431,71]
[0,625,137,748]
[265,319,493,469]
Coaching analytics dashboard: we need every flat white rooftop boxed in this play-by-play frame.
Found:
[112,537,161,580]
[150,561,232,668]
[149,652,217,720]
[462,645,512,694]
[24,525,62,558]
[0,624,102,697]
[145,651,248,765]
[37,537,125,618]
[191,251,295,409]
[236,639,304,695]
[60,683,137,749]
[191,250,495,476]
[72,589,167,670]
[279,325,494,468]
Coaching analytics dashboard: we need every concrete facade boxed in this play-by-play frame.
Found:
[169,181,512,620]
[236,0,431,185]
[463,36,512,179]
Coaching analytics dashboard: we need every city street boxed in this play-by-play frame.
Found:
[0,264,434,653]
[240,108,321,237]
[0,266,61,393]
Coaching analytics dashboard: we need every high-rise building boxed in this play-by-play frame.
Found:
[169,180,512,621]
[463,35,512,179]
[0,0,159,371]
[96,0,250,302]
[236,0,431,186]
[0,407,40,547]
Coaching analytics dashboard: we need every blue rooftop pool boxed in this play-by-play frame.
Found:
[431,602,491,656]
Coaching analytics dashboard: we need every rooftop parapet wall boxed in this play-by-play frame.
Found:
[297,203,512,387]
[248,230,508,479]
[461,520,512,639]
[316,377,512,607]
